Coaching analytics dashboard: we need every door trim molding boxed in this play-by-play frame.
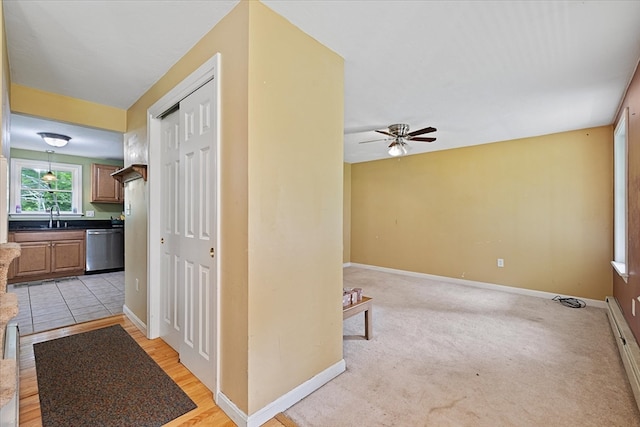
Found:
[147,54,221,395]
[148,57,218,118]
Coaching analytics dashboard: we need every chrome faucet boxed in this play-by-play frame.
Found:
[48,200,61,228]
[54,204,60,228]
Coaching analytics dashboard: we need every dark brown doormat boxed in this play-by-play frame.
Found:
[34,325,197,427]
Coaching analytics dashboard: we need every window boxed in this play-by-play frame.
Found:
[612,108,628,280]
[10,158,82,215]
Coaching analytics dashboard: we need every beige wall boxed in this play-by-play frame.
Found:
[351,126,613,300]
[0,0,9,243]
[247,3,343,412]
[122,178,146,323]
[1,0,9,159]
[10,84,126,133]
[344,163,351,263]
[125,0,343,415]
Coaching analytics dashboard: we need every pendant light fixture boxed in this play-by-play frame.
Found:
[38,132,71,148]
[42,150,57,182]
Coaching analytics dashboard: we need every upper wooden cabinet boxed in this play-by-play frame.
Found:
[91,163,124,203]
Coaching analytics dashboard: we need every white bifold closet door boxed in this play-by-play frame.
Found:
[159,79,217,392]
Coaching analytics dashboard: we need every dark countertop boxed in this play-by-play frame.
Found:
[9,219,121,231]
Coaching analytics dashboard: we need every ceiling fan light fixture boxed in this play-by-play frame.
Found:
[38,132,71,148]
[388,139,410,157]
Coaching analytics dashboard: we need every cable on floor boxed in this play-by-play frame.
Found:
[552,295,586,308]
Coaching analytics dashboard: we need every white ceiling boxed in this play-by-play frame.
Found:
[10,114,124,161]
[5,1,640,163]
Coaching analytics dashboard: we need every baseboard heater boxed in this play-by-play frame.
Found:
[606,296,640,411]
[0,321,19,427]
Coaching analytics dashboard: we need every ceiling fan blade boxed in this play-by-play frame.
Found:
[407,126,436,137]
[410,137,436,142]
[344,125,389,134]
[358,138,389,144]
[375,130,395,137]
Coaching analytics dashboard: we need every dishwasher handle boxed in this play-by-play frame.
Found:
[86,229,120,235]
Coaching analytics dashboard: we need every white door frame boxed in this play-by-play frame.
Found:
[147,54,221,388]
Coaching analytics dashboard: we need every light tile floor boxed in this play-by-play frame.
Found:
[7,271,125,335]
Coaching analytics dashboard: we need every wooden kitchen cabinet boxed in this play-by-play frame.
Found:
[51,238,85,274]
[11,240,51,279]
[8,230,85,283]
[91,163,124,203]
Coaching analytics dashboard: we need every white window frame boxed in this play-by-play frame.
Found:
[9,158,83,216]
[612,107,628,281]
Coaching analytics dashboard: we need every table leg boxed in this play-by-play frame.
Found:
[364,306,372,340]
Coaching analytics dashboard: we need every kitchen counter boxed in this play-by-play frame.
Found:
[9,219,118,231]
[7,219,124,284]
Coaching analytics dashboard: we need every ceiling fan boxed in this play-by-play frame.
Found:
[360,123,437,157]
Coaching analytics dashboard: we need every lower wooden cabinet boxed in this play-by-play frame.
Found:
[8,230,85,283]
[52,238,85,274]
[11,240,51,278]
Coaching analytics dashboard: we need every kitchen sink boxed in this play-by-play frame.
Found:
[9,219,116,232]
[11,225,86,230]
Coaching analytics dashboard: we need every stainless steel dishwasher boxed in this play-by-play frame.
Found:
[85,228,124,272]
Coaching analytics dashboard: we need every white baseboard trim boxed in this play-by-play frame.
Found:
[216,358,346,427]
[215,393,246,427]
[349,263,607,309]
[606,296,640,412]
[343,262,352,268]
[123,305,147,335]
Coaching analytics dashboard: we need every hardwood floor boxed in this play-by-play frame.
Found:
[18,315,295,427]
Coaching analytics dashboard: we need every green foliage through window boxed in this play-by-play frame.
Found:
[15,163,77,214]
[11,159,82,214]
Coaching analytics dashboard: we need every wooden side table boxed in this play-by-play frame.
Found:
[343,296,372,340]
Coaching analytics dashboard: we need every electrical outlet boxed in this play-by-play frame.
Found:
[497,258,504,268]
[86,210,95,217]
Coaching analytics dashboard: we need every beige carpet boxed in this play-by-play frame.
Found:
[285,267,640,426]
